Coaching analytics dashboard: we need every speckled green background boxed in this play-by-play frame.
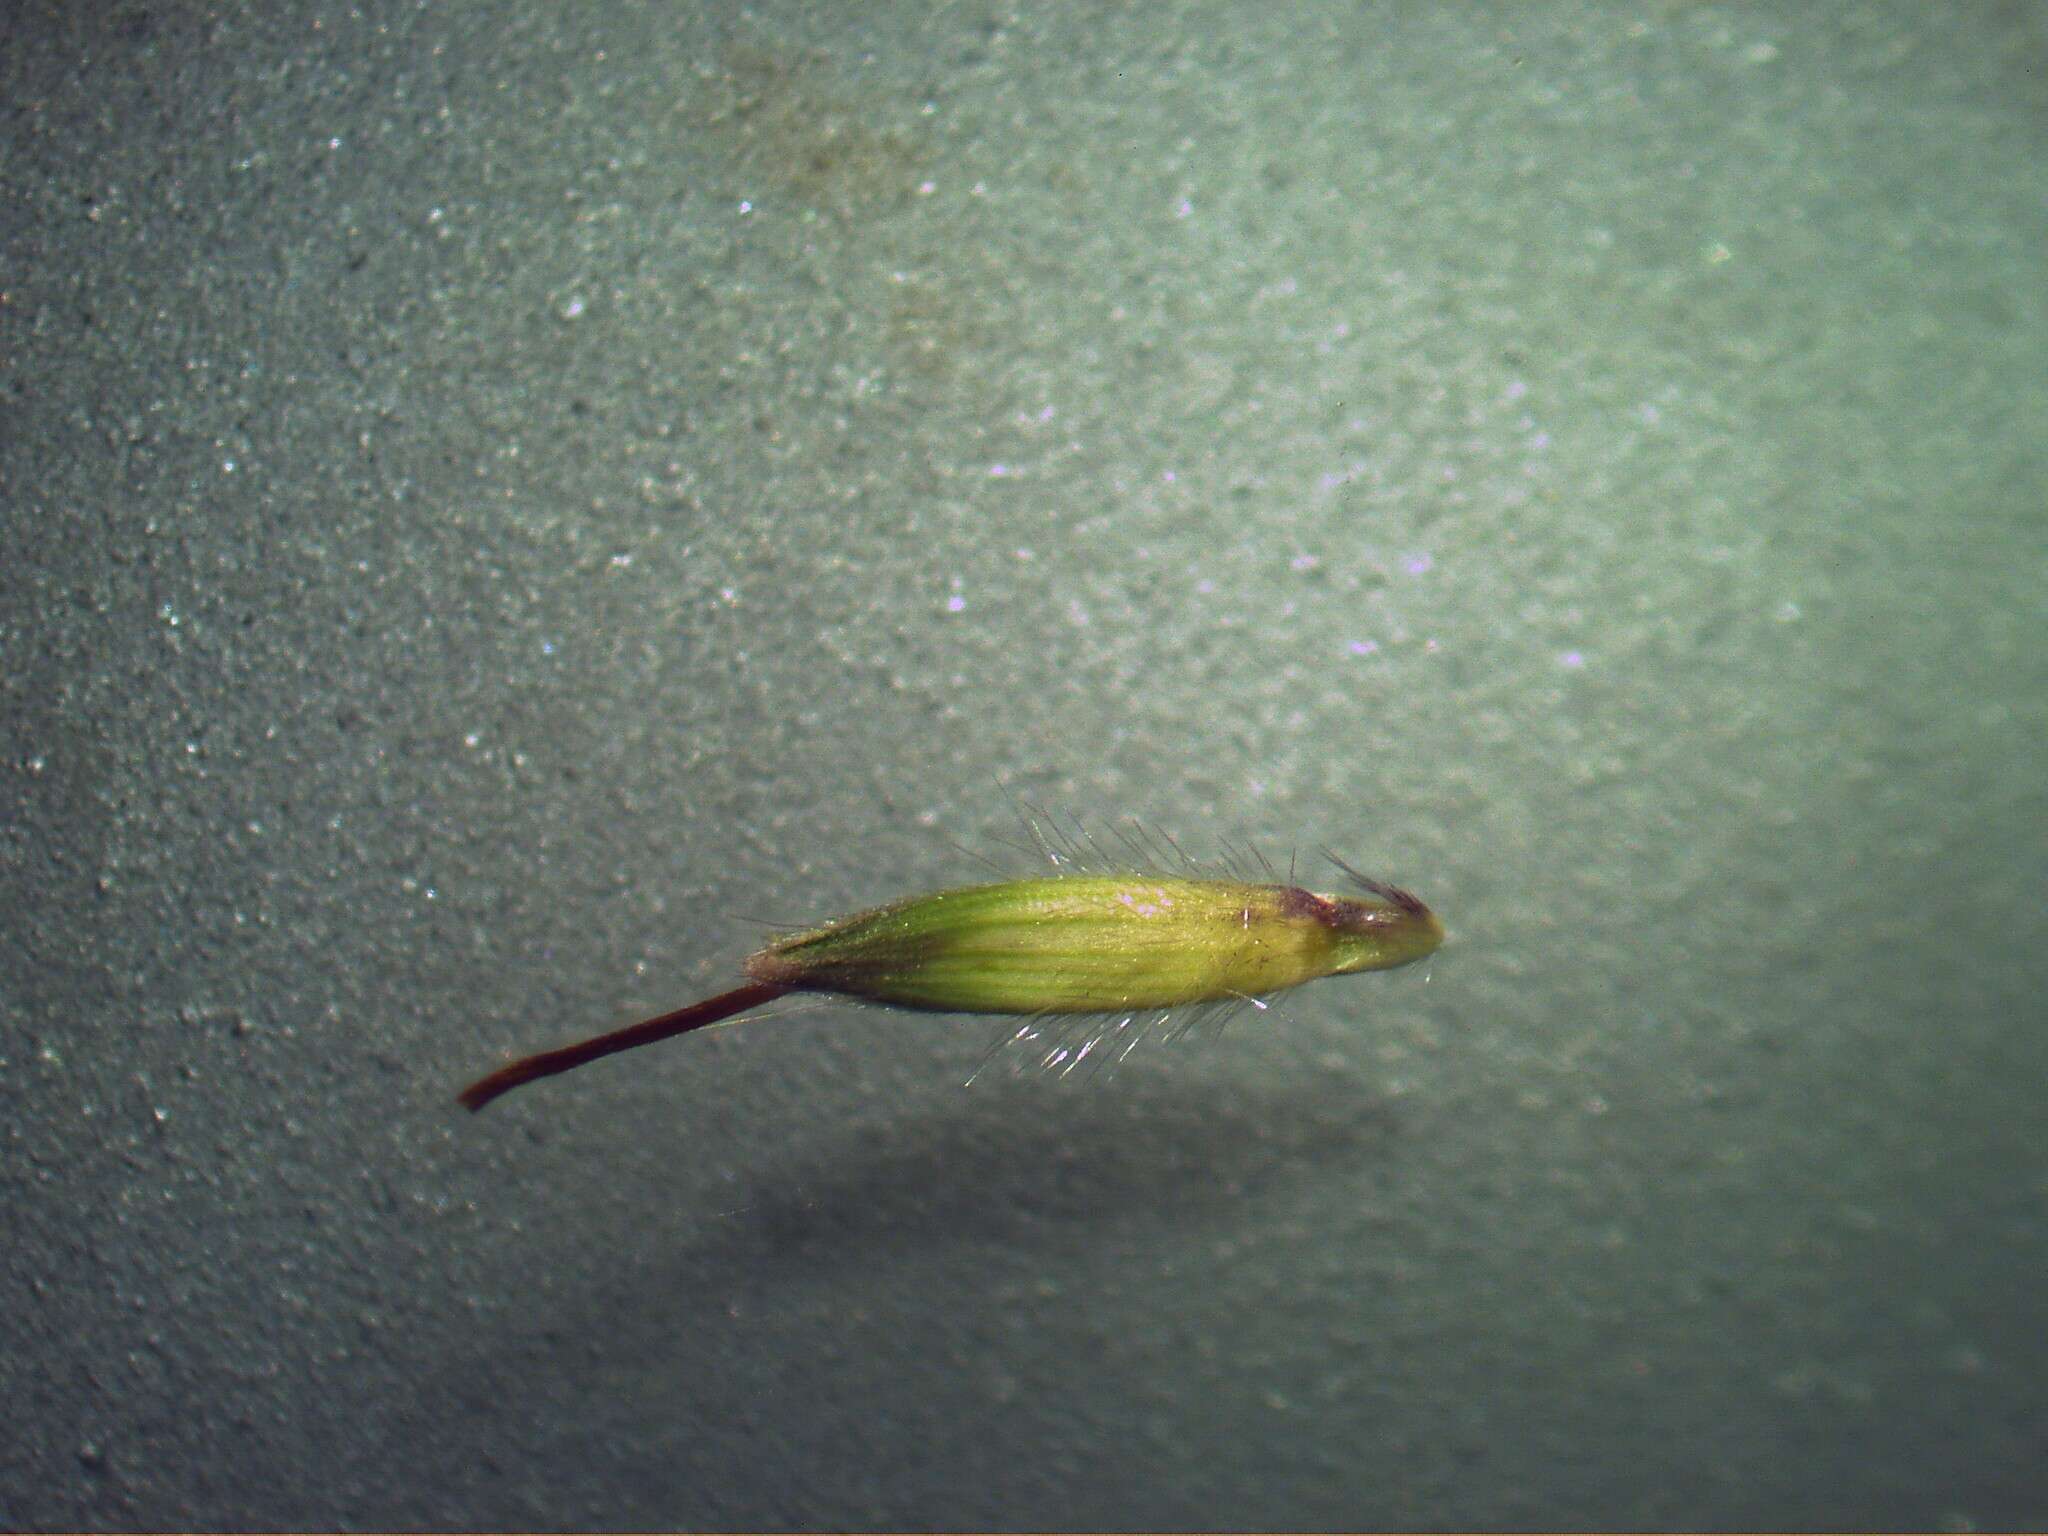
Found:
[5,2,2043,1528]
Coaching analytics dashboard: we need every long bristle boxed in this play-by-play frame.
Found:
[457,981,790,1112]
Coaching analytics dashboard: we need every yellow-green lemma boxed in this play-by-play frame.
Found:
[459,860,1443,1111]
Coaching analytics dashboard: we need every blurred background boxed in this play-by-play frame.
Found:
[4,2,2043,1528]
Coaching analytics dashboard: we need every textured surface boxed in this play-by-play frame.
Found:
[4,1,2045,1529]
